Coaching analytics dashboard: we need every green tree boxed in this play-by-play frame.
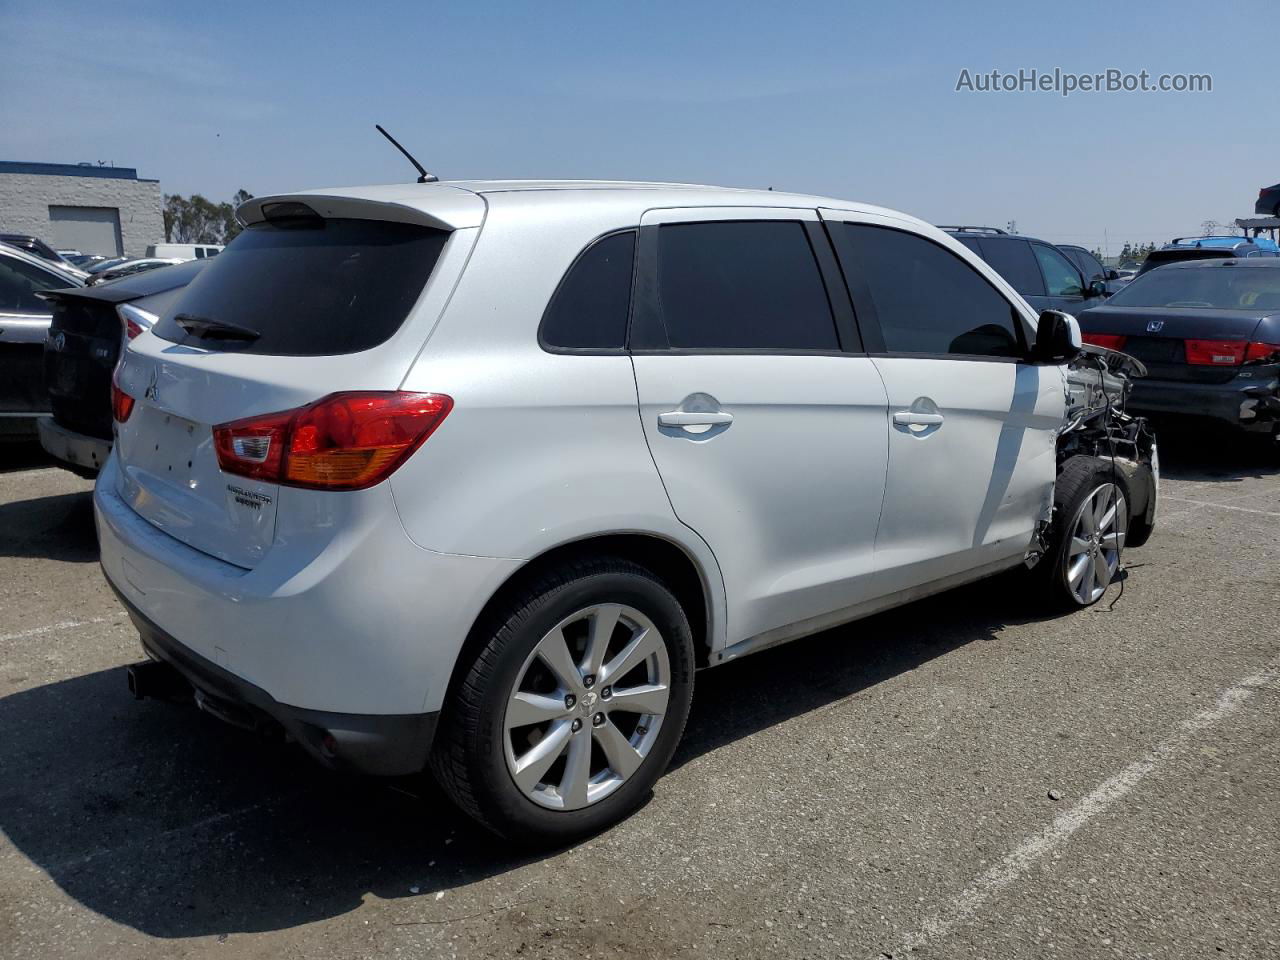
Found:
[162,188,254,243]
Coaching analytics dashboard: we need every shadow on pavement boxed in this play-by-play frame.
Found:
[0,438,54,474]
[1153,421,1279,484]
[0,490,98,562]
[1,572,1042,939]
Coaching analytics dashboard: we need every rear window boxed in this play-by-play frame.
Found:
[1106,266,1280,311]
[153,218,449,355]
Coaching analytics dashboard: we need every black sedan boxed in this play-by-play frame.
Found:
[38,260,206,475]
[1076,259,1280,437]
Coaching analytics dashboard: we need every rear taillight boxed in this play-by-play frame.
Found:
[116,303,157,341]
[111,369,135,422]
[1244,341,1280,363]
[1082,333,1128,350]
[213,392,453,490]
[1185,339,1247,365]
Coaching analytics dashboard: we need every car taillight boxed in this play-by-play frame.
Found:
[1185,339,1247,365]
[1082,333,1128,350]
[213,392,453,490]
[111,370,135,422]
[1244,341,1280,363]
[116,303,157,341]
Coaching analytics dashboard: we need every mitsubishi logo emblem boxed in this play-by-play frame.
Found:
[1146,320,1165,333]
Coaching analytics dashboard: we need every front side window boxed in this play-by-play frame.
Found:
[1034,244,1085,297]
[978,238,1045,297]
[540,231,636,350]
[833,224,1023,358]
[654,220,838,350]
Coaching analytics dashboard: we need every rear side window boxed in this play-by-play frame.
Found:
[833,224,1023,358]
[540,231,635,350]
[654,221,837,350]
[153,218,449,356]
[978,238,1045,297]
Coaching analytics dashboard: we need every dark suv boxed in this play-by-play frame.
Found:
[941,227,1107,315]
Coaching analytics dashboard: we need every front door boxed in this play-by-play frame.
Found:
[822,212,1065,592]
[628,207,889,647]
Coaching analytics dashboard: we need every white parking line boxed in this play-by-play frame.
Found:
[880,661,1279,959]
[0,617,110,644]
[1161,496,1280,519]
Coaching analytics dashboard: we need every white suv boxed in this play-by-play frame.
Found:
[97,181,1156,841]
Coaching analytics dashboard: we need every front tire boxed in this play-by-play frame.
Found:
[431,556,695,843]
[1041,456,1130,609]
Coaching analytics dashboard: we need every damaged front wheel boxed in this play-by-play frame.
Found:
[1041,456,1131,608]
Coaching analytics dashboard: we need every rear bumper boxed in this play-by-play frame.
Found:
[38,416,111,475]
[1128,375,1280,432]
[110,577,440,775]
[95,454,523,719]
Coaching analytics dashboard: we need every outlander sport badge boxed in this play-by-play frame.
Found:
[1146,320,1165,333]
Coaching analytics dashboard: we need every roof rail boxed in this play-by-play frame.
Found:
[937,225,1008,235]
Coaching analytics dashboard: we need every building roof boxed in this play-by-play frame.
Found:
[0,161,157,183]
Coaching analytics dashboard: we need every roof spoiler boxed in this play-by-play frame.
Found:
[236,188,485,233]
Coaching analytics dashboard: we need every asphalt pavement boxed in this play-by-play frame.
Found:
[1,430,1277,959]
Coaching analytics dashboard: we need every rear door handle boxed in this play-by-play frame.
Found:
[657,411,735,427]
[893,411,944,426]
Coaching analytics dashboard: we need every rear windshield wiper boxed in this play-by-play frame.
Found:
[175,313,261,342]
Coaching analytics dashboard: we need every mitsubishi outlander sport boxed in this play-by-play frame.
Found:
[98,180,1157,841]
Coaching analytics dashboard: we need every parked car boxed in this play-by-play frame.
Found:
[1077,258,1280,437]
[1138,236,1278,276]
[85,257,130,276]
[38,260,207,475]
[87,257,184,285]
[0,243,84,436]
[1255,182,1280,218]
[146,242,224,260]
[0,233,90,280]
[102,181,1154,842]
[941,227,1108,315]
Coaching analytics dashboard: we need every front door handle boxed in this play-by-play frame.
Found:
[892,411,944,426]
[657,411,735,427]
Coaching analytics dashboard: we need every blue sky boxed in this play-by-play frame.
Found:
[2,0,1274,256]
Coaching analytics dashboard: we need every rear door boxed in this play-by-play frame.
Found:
[823,213,1064,590]
[629,207,889,646]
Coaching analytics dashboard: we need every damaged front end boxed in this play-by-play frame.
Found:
[1026,344,1159,566]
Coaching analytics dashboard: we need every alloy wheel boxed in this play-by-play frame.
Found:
[503,604,671,811]
[1065,482,1127,604]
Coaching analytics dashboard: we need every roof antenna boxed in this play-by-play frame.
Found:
[375,124,438,183]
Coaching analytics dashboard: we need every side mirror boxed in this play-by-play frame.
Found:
[1106,269,1121,280]
[1086,279,1108,298]
[1033,309,1082,363]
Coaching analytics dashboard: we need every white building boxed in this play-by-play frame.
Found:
[0,161,164,258]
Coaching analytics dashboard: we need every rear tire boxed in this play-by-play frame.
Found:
[431,556,695,844]
[1039,456,1131,609]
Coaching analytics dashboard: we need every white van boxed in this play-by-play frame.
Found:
[145,243,223,261]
